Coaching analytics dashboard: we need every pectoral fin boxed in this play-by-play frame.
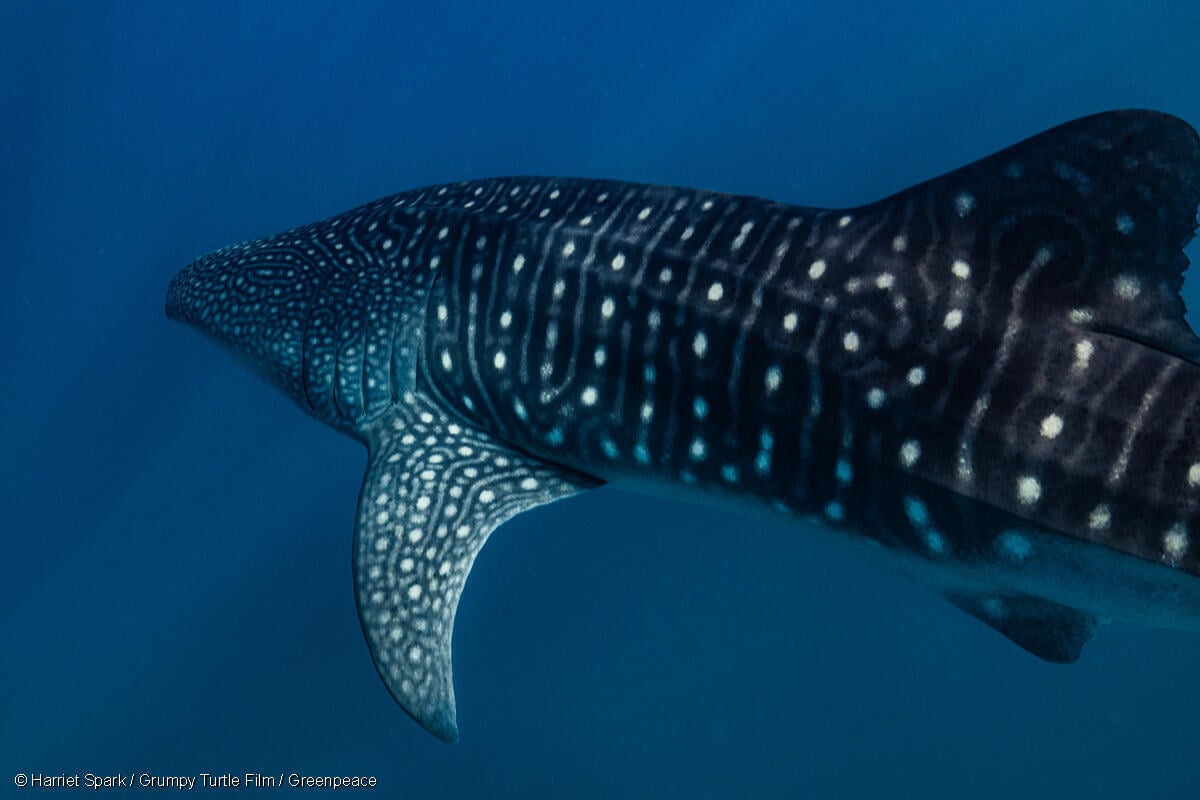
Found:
[353,395,600,741]
[945,592,1099,666]
[945,592,1097,664]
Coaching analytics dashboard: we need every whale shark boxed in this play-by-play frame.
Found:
[168,110,1200,742]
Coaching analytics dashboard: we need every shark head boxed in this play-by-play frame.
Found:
[167,234,319,404]
[168,212,434,432]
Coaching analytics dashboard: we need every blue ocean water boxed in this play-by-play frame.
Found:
[3,2,1200,797]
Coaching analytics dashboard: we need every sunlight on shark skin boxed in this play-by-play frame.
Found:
[168,110,1200,742]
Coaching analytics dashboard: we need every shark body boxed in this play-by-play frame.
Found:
[168,111,1200,741]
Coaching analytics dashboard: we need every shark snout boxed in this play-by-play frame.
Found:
[165,264,197,324]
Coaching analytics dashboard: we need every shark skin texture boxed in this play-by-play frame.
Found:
[168,110,1200,742]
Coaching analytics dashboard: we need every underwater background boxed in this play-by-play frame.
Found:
[4,2,1200,797]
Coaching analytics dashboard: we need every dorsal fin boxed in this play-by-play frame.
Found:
[883,110,1200,361]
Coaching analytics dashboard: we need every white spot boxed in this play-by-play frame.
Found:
[843,331,860,352]
[407,584,423,601]
[732,221,754,249]
[838,215,852,228]
[500,310,513,328]
[954,192,975,216]
[808,259,827,280]
[581,386,598,406]
[866,388,885,409]
[441,351,453,371]
[594,346,607,367]
[399,557,414,572]
[659,267,673,284]
[437,304,448,322]
[601,297,616,318]
[900,440,921,468]
[638,206,652,221]
[836,459,853,483]
[493,351,507,370]
[552,279,566,299]
[875,272,895,289]
[1016,475,1041,505]
[907,366,925,387]
[891,235,907,253]
[1115,213,1134,235]
[408,644,423,663]
[707,282,724,302]
[765,365,782,392]
[479,490,495,504]
[1088,503,1111,531]
[611,253,626,271]
[382,238,394,250]
[996,531,1033,563]
[693,396,709,419]
[721,464,740,483]
[951,259,971,279]
[782,312,799,332]
[438,226,449,240]
[1069,308,1093,324]
[1114,275,1141,300]
[580,214,593,226]
[1164,526,1190,561]
[1040,413,1064,439]
[693,331,708,358]
[416,495,431,510]
[647,309,661,329]
[904,496,930,527]
[520,477,539,490]
[925,530,947,555]
[1073,339,1094,372]
[689,438,707,461]
[562,240,576,257]
[943,309,963,330]
[1188,464,1200,488]
[973,599,1004,623]
[681,225,695,241]
[408,528,424,544]
[640,401,654,422]
[825,501,845,521]
[513,254,526,273]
